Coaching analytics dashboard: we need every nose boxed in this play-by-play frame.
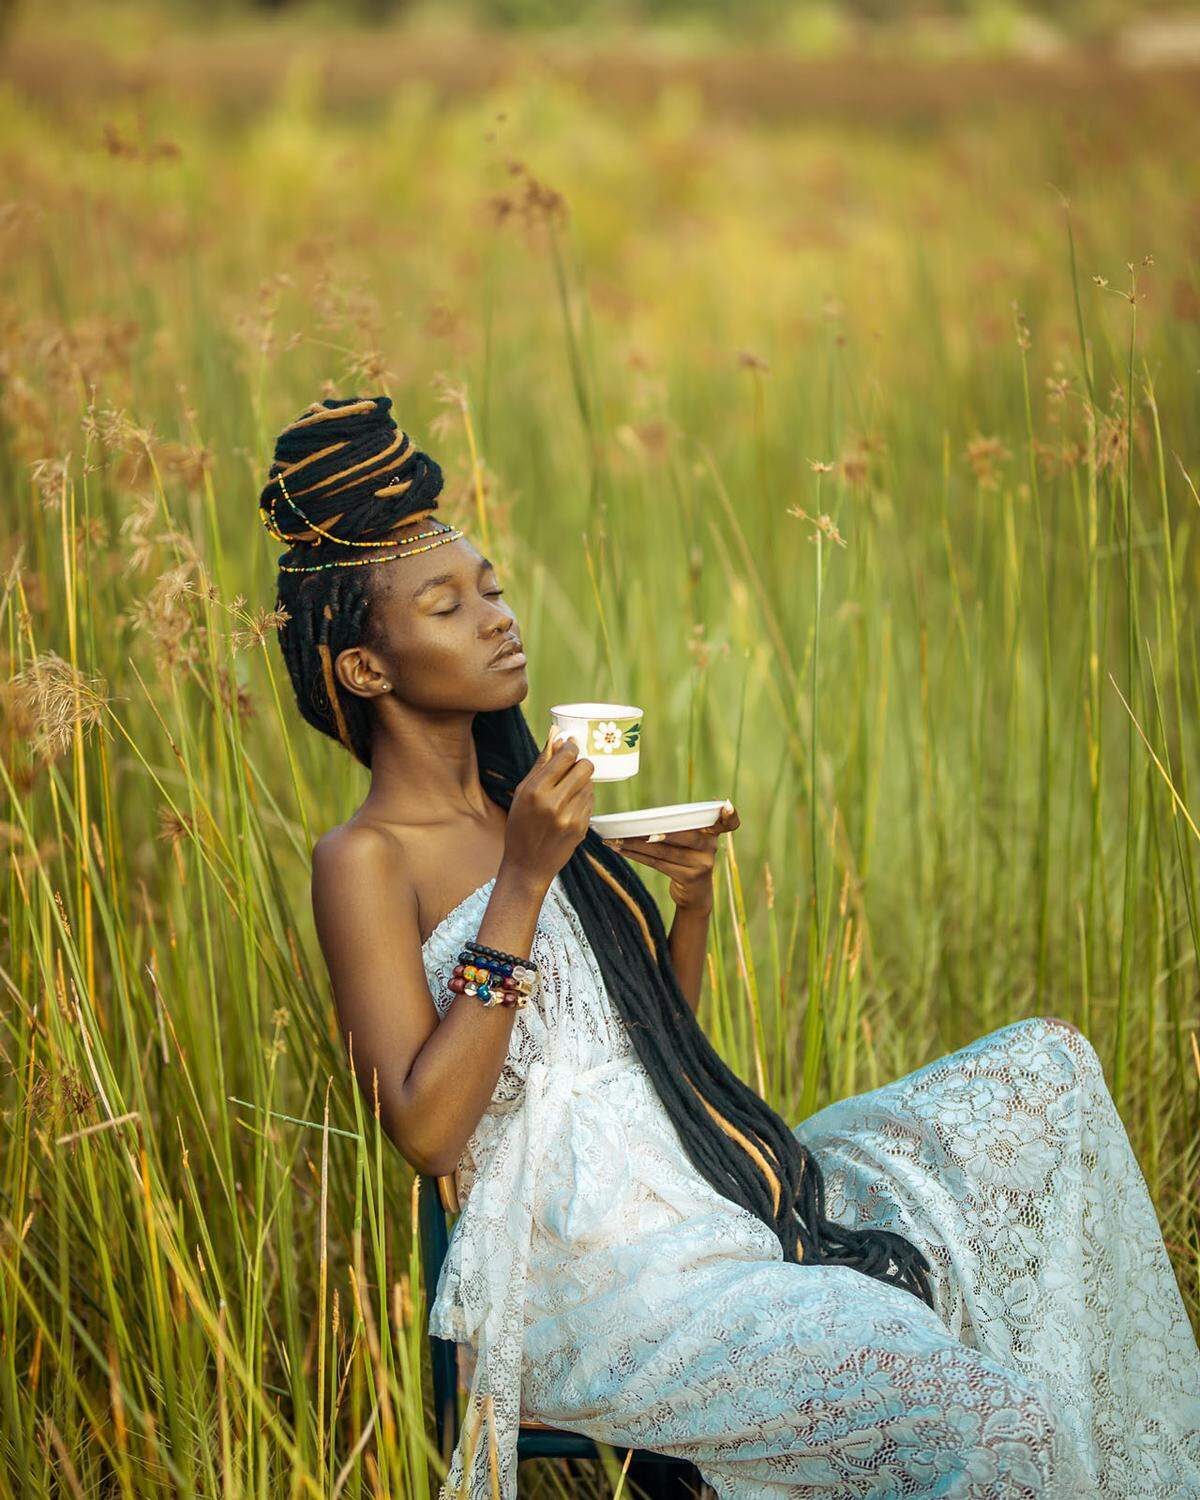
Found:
[486,603,517,635]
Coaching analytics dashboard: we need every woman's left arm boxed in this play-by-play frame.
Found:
[665,901,712,1014]
[602,801,740,1015]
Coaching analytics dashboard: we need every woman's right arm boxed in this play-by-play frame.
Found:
[311,731,594,1176]
[312,831,551,1175]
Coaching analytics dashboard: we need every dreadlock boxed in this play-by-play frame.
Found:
[261,394,937,1313]
[261,394,450,769]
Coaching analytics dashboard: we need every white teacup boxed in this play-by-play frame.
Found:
[550,701,642,781]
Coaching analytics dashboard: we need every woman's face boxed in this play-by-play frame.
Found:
[341,525,529,712]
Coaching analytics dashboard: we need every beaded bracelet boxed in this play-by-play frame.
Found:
[448,942,541,1009]
[449,956,529,1008]
[466,943,541,1005]
[464,944,540,1006]
[465,938,536,969]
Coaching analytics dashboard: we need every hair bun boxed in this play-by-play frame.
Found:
[259,394,444,548]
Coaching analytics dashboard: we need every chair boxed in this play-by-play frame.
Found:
[418,1171,707,1497]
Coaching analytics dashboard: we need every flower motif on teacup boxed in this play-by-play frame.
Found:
[592,721,623,753]
[587,718,641,754]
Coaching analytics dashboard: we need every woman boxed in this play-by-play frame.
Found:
[262,395,1200,1500]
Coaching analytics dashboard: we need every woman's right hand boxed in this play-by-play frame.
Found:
[503,728,596,885]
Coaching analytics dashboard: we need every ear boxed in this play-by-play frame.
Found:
[333,645,391,701]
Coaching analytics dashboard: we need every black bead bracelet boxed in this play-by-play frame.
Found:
[463,938,534,970]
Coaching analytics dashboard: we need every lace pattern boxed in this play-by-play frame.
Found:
[420,878,1200,1500]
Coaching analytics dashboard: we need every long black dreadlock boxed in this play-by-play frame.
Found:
[261,394,937,1312]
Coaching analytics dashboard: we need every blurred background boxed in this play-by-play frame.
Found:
[2,1,1199,1495]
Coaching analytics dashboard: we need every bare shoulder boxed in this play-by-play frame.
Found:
[312,818,406,882]
[311,819,416,931]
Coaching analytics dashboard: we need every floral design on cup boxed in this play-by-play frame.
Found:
[591,719,640,753]
[593,721,620,753]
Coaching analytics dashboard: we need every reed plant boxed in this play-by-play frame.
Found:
[1,16,1198,1495]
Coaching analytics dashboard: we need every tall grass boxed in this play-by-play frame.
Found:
[2,15,1198,1496]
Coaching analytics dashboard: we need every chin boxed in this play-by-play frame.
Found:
[484,664,530,703]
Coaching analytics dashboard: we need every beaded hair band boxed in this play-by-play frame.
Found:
[262,421,415,541]
[260,462,463,574]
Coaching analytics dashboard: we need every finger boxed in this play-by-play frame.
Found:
[633,827,719,851]
[561,757,596,797]
[543,731,584,785]
[611,845,709,880]
[563,757,595,800]
[564,781,596,826]
[654,839,720,863]
[537,724,572,767]
[604,827,716,851]
[652,807,740,843]
[633,829,724,858]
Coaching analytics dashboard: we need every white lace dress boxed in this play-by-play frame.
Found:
[420,872,1200,1500]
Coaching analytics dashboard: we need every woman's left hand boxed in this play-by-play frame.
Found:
[601,801,740,912]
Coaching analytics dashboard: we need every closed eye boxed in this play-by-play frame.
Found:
[434,588,505,616]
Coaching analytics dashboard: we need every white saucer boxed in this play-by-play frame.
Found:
[590,800,727,839]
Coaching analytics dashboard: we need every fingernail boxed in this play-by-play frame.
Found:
[722,798,734,813]
[648,832,666,843]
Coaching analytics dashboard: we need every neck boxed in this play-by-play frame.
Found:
[360,706,494,826]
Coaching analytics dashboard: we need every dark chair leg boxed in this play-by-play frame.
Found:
[625,1454,706,1500]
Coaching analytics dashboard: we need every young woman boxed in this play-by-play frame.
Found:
[262,395,1200,1500]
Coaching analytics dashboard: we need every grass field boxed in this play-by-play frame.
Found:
[2,8,1199,1495]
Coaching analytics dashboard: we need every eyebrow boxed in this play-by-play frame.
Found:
[411,555,495,602]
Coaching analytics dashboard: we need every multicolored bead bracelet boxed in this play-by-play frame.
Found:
[448,940,541,1009]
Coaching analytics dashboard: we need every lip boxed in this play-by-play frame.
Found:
[491,647,527,670]
[489,638,525,667]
